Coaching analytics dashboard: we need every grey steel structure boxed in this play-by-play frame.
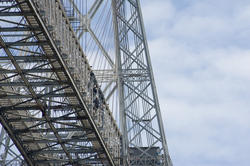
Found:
[0,0,172,165]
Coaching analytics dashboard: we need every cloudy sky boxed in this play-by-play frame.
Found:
[141,0,250,166]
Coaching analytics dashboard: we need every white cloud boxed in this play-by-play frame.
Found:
[141,0,250,166]
[213,48,250,78]
[141,0,175,37]
[142,1,175,24]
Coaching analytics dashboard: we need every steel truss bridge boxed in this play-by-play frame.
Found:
[0,0,172,165]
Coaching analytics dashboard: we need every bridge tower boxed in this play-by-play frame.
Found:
[0,0,172,165]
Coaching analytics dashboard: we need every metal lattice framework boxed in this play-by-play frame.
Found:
[0,0,172,165]
[112,0,172,165]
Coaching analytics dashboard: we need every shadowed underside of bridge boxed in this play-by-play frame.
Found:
[0,0,120,165]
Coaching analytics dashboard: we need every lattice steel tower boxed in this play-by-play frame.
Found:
[0,0,172,165]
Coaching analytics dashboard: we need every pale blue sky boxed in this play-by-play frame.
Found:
[141,0,250,166]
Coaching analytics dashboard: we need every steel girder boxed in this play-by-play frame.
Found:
[0,0,120,165]
[112,0,172,165]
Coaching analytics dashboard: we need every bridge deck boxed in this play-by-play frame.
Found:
[0,0,120,165]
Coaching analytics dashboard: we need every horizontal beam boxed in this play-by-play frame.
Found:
[0,105,81,111]
[30,148,103,154]
[0,12,33,16]
[23,137,97,144]
[3,41,48,46]
[0,27,41,32]
[8,116,88,122]
[14,127,87,134]
[0,55,53,61]
[0,92,75,99]
[0,81,67,86]
[0,68,63,74]
[34,158,104,164]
